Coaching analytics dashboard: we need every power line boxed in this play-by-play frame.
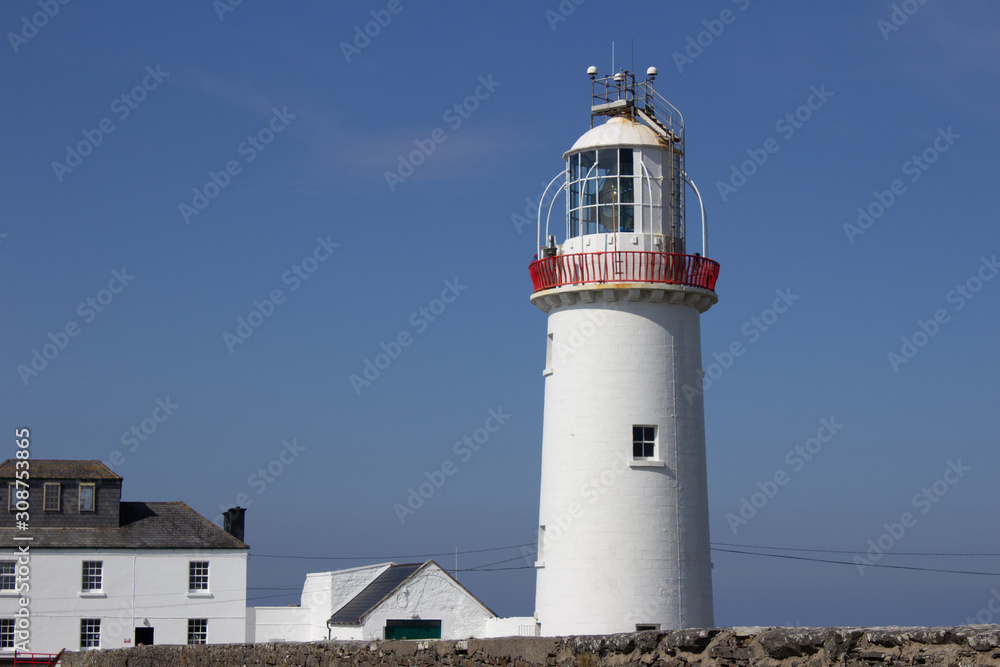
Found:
[249,542,534,561]
[711,547,1000,577]
[714,542,1000,557]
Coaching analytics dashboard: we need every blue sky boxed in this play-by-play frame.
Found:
[3,1,1000,627]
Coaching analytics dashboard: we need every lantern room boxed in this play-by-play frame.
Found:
[531,66,717,296]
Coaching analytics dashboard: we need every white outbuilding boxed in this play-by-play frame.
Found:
[250,560,533,641]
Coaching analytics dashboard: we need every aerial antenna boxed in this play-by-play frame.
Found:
[611,41,615,74]
[631,39,634,77]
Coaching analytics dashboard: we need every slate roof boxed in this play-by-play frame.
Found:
[327,563,423,625]
[0,502,247,550]
[0,459,121,481]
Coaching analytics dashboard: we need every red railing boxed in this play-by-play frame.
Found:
[529,251,719,293]
[13,651,63,667]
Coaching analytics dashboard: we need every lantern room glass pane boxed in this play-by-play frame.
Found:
[620,205,634,232]
[619,149,633,175]
[597,148,617,177]
[620,176,634,204]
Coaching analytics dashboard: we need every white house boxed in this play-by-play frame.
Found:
[249,560,535,641]
[0,460,248,654]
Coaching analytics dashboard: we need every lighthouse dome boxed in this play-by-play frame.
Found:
[565,115,663,156]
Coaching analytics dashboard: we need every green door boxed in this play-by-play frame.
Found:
[384,619,441,640]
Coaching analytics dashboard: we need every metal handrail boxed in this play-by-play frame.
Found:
[529,251,719,293]
[13,651,63,666]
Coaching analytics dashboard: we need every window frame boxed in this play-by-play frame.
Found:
[188,561,209,592]
[0,618,13,649]
[632,425,656,459]
[6,483,15,513]
[43,482,60,512]
[79,483,96,512]
[80,618,100,649]
[81,560,103,593]
[567,148,636,237]
[187,618,208,645]
[0,561,15,592]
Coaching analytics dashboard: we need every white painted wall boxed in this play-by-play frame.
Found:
[251,562,497,642]
[246,605,312,643]
[534,293,714,636]
[358,564,494,641]
[479,616,538,638]
[0,548,247,654]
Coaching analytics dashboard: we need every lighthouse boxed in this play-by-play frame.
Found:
[529,66,719,636]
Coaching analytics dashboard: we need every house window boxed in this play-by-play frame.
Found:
[6,484,15,513]
[636,623,661,631]
[632,426,656,459]
[79,483,95,512]
[187,619,207,645]
[80,618,100,648]
[0,619,13,649]
[0,561,15,591]
[188,562,209,591]
[43,483,60,512]
[81,561,102,592]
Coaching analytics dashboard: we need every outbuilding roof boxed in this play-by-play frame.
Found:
[0,459,121,481]
[326,560,496,626]
[0,501,247,550]
[327,563,422,625]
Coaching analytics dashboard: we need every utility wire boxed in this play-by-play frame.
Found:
[249,542,533,561]
[711,547,1000,577]
[714,542,1000,557]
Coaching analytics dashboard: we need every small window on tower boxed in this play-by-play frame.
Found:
[632,426,656,459]
[544,333,553,375]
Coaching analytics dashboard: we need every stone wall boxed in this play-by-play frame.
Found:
[61,625,1000,666]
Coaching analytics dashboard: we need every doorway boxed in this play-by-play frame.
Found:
[135,627,154,645]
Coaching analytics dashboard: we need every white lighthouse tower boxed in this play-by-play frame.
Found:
[529,66,719,636]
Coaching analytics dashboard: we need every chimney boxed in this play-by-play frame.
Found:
[223,506,245,543]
